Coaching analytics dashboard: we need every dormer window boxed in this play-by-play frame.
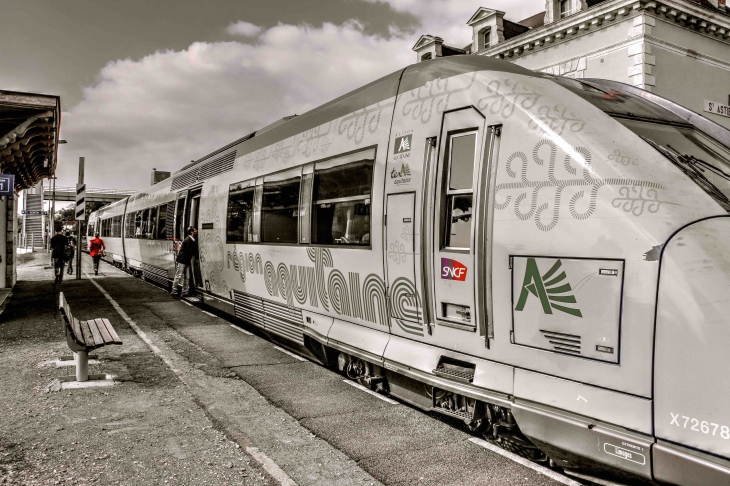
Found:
[483,29,491,49]
[560,0,571,18]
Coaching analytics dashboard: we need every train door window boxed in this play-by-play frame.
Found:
[312,149,374,246]
[175,195,186,240]
[157,204,167,240]
[261,169,301,244]
[443,132,477,249]
[88,222,95,237]
[227,180,255,243]
[189,195,200,230]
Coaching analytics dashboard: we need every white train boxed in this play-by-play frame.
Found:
[87,56,730,485]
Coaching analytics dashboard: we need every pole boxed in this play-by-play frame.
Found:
[76,157,84,280]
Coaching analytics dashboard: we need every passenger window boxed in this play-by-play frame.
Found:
[261,174,300,244]
[112,216,122,238]
[226,181,256,243]
[157,205,167,240]
[175,196,186,241]
[312,153,373,246]
[443,132,476,249]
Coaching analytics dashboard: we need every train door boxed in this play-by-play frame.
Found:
[426,108,486,334]
[186,188,203,289]
[385,192,418,334]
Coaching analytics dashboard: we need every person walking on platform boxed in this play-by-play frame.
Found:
[50,228,68,284]
[64,230,76,275]
[171,226,198,298]
[89,232,106,276]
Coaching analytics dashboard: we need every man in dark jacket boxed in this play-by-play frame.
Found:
[170,226,198,297]
[50,228,68,284]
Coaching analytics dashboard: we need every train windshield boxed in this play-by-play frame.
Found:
[551,76,730,213]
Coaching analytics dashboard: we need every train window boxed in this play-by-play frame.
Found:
[312,152,373,246]
[157,205,167,240]
[124,214,134,238]
[619,118,730,213]
[87,222,95,237]
[443,132,476,249]
[139,209,150,238]
[261,171,300,244]
[134,211,143,238]
[112,216,122,238]
[226,181,255,244]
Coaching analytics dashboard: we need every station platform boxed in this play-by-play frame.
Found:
[0,253,591,486]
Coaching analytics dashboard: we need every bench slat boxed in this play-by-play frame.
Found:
[71,317,85,347]
[86,319,106,346]
[79,319,96,349]
[100,318,122,345]
[59,292,66,311]
[64,303,74,324]
[93,318,113,343]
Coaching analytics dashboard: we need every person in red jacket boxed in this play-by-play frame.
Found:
[88,232,106,276]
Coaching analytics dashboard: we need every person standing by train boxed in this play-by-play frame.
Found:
[170,226,198,298]
[50,227,68,284]
[64,230,76,275]
[88,232,106,276]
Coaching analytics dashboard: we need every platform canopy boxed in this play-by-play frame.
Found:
[0,90,61,191]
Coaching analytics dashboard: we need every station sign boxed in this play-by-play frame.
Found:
[0,174,14,196]
[704,100,730,118]
[22,210,47,215]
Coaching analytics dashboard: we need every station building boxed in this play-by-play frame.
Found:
[0,90,61,288]
[413,0,730,129]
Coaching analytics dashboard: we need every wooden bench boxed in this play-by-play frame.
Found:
[59,292,122,382]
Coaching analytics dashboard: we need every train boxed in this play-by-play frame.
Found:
[87,56,730,485]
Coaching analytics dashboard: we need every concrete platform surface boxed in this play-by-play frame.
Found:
[0,252,586,486]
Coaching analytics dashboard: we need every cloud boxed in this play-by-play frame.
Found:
[56,0,546,189]
[58,20,412,189]
[363,0,545,47]
[226,21,263,37]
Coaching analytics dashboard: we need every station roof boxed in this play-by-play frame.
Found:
[0,90,61,191]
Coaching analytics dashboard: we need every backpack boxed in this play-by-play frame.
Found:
[64,245,74,260]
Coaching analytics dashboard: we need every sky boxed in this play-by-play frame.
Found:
[2,0,545,191]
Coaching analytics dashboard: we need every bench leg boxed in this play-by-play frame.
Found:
[75,350,89,382]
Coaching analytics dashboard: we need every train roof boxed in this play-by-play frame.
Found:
[176,56,539,171]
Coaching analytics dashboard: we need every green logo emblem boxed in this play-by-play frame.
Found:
[394,134,412,154]
[515,258,582,318]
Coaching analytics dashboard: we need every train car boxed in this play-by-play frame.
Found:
[120,177,176,284]
[89,56,730,485]
[86,197,127,267]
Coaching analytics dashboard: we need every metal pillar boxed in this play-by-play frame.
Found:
[76,157,84,280]
[75,350,89,382]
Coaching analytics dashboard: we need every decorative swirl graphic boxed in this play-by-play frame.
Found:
[528,104,585,135]
[402,73,476,124]
[328,269,351,316]
[611,186,675,216]
[297,123,333,157]
[363,274,388,326]
[388,240,409,265]
[338,101,395,145]
[476,79,543,119]
[495,140,666,231]
[608,150,639,166]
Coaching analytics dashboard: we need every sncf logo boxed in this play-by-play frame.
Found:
[441,258,467,281]
[394,134,412,154]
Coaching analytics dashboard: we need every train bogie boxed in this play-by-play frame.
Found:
[88,56,730,484]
